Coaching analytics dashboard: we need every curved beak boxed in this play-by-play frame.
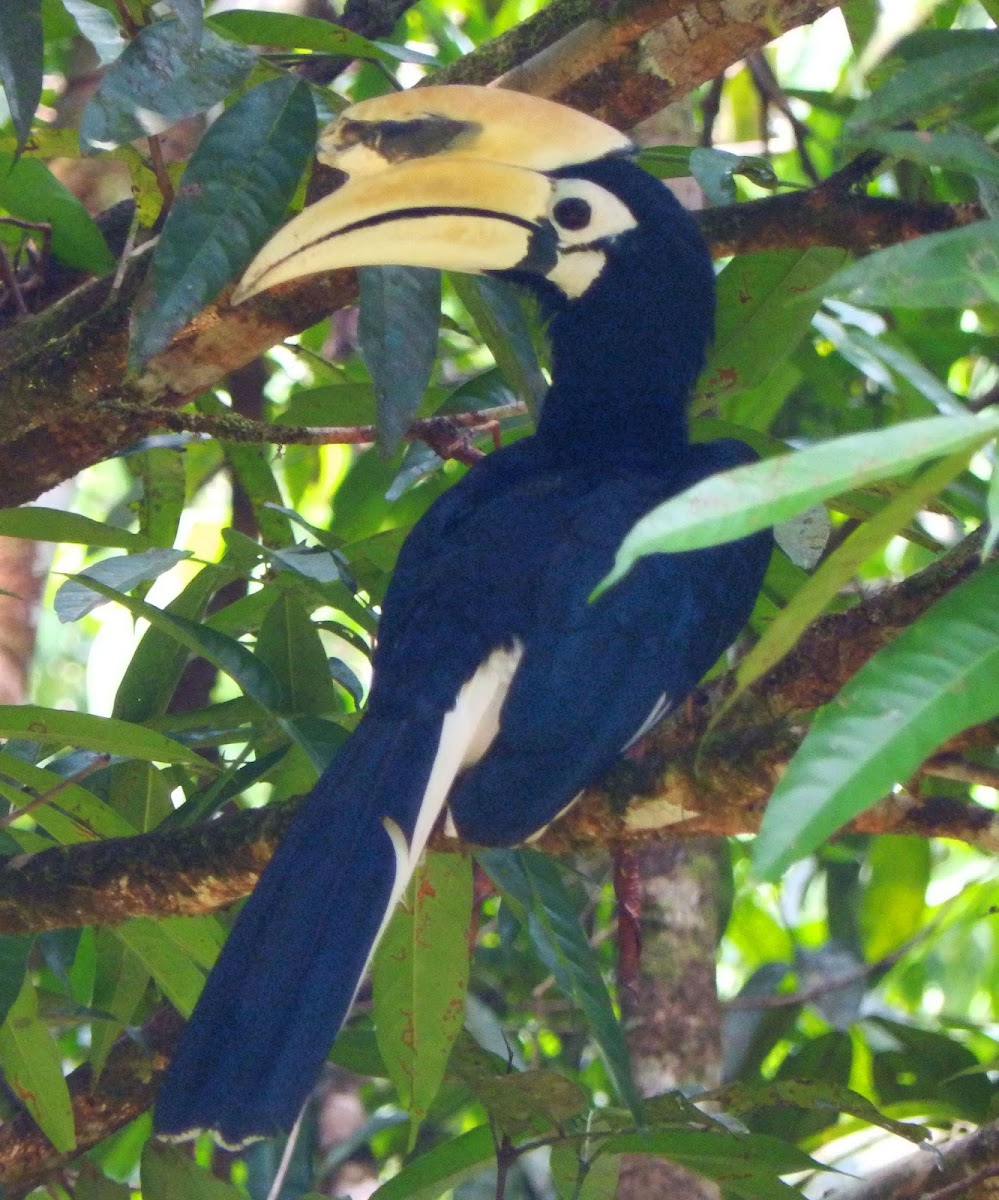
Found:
[232,86,633,304]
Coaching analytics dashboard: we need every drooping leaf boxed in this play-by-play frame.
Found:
[0,973,76,1152]
[256,592,341,716]
[90,930,151,1077]
[55,548,191,621]
[0,705,206,765]
[358,266,442,454]
[164,0,204,47]
[0,151,116,273]
[373,852,473,1148]
[130,75,316,364]
[820,219,999,310]
[450,275,547,419]
[597,409,999,593]
[134,447,186,548]
[0,506,147,549]
[754,558,999,879]
[479,848,642,1119]
[63,574,283,713]
[80,19,255,150]
[689,147,778,204]
[0,0,43,150]
[113,918,208,1017]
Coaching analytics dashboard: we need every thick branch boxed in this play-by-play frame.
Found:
[1,538,996,937]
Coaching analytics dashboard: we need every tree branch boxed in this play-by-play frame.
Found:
[2,0,976,508]
[1,537,996,938]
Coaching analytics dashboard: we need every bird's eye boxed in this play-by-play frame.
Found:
[551,197,592,231]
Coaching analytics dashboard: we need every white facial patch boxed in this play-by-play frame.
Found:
[544,176,638,298]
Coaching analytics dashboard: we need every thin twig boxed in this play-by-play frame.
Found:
[0,756,111,830]
[111,0,140,37]
[922,1165,999,1200]
[922,754,999,791]
[146,136,175,211]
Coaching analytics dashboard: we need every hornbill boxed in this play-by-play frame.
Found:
[154,86,773,1147]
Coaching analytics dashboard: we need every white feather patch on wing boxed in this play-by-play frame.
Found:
[373,641,526,968]
[622,692,672,751]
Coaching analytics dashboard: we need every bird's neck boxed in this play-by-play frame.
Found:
[534,299,701,466]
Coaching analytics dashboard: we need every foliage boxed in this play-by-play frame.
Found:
[0,0,997,1198]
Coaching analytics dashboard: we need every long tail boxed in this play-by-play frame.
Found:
[154,713,445,1148]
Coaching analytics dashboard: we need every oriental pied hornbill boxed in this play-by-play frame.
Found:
[154,86,773,1147]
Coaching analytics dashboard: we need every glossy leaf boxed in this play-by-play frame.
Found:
[130,75,316,364]
[55,548,191,621]
[598,408,999,592]
[0,974,76,1151]
[256,592,340,716]
[373,852,472,1147]
[0,705,205,765]
[359,266,442,454]
[0,152,116,273]
[80,20,254,150]
[61,0,126,66]
[820,219,999,310]
[754,558,999,879]
[0,0,42,149]
[479,848,642,1119]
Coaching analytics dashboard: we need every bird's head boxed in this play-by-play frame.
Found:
[234,86,716,448]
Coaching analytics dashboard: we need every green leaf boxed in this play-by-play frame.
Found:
[0,752,137,841]
[61,0,126,66]
[844,29,999,141]
[0,0,43,149]
[479,848,641,1119]
[724,452,971,707]
[64,574,283,713]
[0,973,76,1151]
[113,564,237,724]
[90,929,150,1076]
[0,705,206,765]
[208,8,395,62]
[599,1131,815,1198]
[0,506,147,549]
[597,409,999,594]
[358,266,442,454]
[821,219,999,310]
[142,1142,246,1200]
[986,466,999,558]
[689,148,778,204]
[373,852,472,1148]
[552,1138,620,1200]
[753,558,999,879]
[450,275,547,419]
[860,837,930,961]
[845,126,999,188]
[695,248,848,408]
[130,75,316,364]
[256,592,341,716]
[0,936,33,1027]
[55,548,191,622]
[369,1125,496,1200]
[0,152,116,273]
[113,918,209,1017]
[134,447,186,549]
[80,19,255,150]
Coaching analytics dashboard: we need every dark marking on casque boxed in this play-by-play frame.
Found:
[336,116,479,162]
